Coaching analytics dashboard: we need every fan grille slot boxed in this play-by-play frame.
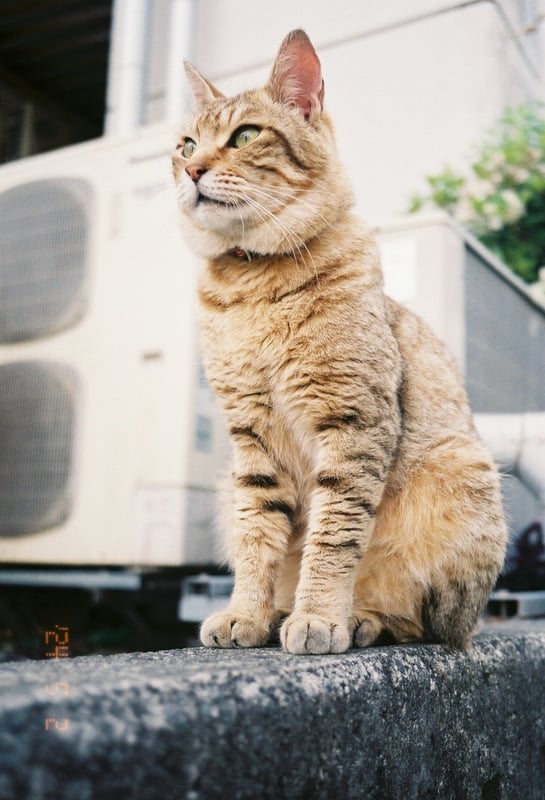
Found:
[0,178,91,342]
[0,361,78,536]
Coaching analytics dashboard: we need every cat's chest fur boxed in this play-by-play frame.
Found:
[199,240,392,387]
[200,269,316,374]
[199,266,322,419]
[197,232,404,479]
[199,221,389,367]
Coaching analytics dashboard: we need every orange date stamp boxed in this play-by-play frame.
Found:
[43,625,71,733]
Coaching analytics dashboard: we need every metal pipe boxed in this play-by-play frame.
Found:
[165,0,195,121]
[105,0,151,135]
[475,412,545,515]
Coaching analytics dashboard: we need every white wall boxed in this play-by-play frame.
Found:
[538,0,545,79]
[104,1,544,217]
[130,0,544,221]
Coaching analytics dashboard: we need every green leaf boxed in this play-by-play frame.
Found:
[408,102,545,281]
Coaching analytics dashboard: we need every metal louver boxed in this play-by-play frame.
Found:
[0,361,78,536]
[0,178,91,342]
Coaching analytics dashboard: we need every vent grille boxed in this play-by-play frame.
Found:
[0,361,78,536]
[0,178,91,342]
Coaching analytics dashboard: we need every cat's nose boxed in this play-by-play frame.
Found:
[185,163,208,182]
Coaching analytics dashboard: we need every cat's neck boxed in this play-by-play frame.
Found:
[181,178,355,262]
[200,213,383,305]
[216,205,359,264]
[226,246,270,261]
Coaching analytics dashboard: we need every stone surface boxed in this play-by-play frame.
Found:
[1,625,545,799]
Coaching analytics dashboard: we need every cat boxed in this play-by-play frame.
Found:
[172,29,507,654]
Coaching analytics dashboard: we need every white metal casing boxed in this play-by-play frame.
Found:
[0,122,228,567]
[375,212,467,373]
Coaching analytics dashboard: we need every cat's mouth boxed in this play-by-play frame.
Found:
[196,190,232,208]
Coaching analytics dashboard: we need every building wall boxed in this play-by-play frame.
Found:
[464,243,545,533]
[131,0,544,221]
[465,248,545,414]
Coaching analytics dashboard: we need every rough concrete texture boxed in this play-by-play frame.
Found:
[1,627,545,800]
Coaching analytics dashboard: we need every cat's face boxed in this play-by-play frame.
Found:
[172,30,353,259]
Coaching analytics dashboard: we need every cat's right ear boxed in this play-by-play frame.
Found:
[184,60,225,108]
[267,29,325,120]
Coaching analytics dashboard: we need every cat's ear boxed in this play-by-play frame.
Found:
[184,60,225,108]
[267,29,325,120]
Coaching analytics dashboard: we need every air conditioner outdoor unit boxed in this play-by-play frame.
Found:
[1,129,543,575]
[0,122,228,568]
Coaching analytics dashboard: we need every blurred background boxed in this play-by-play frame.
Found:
[0,0,544,659]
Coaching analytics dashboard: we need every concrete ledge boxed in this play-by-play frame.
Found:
[1,627,545,799]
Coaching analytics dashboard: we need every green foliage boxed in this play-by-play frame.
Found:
[426,169,465,212]
[410,104,545,283]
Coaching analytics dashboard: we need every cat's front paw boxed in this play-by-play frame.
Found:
[280,612,350,655]
[200,611,271,648]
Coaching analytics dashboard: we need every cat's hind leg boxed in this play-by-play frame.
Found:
[352,433,507,649]
[349,610,422,647]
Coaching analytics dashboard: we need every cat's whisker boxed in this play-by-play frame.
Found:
[243,181,334,234]
[241,196,311,271]
[239,195,300,256]
[243,195,321,284]
[246,191,321,277]
[232,184,312,244]
[236,198,247,243]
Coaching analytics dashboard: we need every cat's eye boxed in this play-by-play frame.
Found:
[180,138,197,158]
[229,126,261,149]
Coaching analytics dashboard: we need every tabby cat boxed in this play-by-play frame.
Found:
[172,29,507,654]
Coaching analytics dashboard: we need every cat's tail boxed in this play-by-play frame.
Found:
[420,572,497,649]
[418,435,508,649]
[354,433,507,649]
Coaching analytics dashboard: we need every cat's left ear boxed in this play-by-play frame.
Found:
[267,29,325,120]
[184,60,225,108]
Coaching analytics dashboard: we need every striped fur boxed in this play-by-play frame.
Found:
[172,30,507,654]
